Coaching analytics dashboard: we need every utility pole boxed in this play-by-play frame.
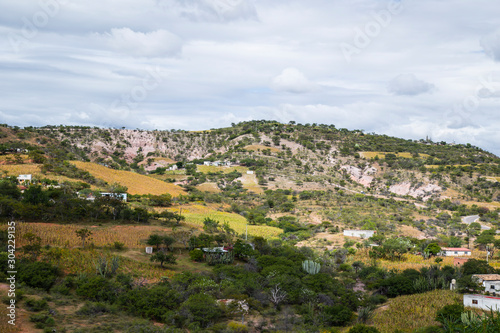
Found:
[245,223,248,241]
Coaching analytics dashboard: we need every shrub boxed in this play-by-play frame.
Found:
[24,298,48,312]
[18,262,59,291]
[179,293,222,328]
[367,294,387,306]
[76,302,117,317]
[348,324,380,333]
[435,303,464,325]
[189,249,204,262]
[76,276,119,303]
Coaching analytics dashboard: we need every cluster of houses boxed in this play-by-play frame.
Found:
[203,161,231,167]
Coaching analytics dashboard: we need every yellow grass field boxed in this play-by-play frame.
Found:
[238,172,263,194]
[6,222,174,249]
[71,161,186,196]
[372,290,462,332]
[244,145,281,153]
[196,182,221,193]
[0,164,99,187]
[197,165,249,174]
[165,204,282,239]
[360,152,431,159]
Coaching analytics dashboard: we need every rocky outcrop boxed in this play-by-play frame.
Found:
[341,165,377,187]
[389,182,441,201]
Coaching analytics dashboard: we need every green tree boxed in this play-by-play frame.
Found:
[146,234,163,251]
[150,251,176,268]
[180,293,222,328]
[75,228,92,248]
[424,243,441,256]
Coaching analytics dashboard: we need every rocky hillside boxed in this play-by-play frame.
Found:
[0,121,499,204]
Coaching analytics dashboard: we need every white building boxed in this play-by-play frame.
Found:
[440,247,472,256]
[343,230,376,239]
[246,170,254,175]
[100,192,128,202]
[17,174,32,184]
[464,294,500,311]
[472,274,500,295]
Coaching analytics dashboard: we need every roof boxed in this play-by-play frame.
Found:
[472,274,500,281]
[466,294,500,300]
[442,248,471,252]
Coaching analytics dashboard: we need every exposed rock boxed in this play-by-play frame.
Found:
[389,182,441,201]
[341,165,377,187]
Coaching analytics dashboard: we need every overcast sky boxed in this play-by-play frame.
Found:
[1,0,500,156]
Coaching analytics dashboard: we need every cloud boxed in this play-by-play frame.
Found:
[271,68,317,94]
[92,28,182,57]
[170,0,258,22]
[388,74,435,96]
[480,29,500,62]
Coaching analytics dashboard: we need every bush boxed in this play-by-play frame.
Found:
[24,298,48,312]
[435,303,465,325]
[76,276,119,303]
[118,285,181,322]
[189,249,204,262]
[348,324,380,333]
[18,262,59,291]
[179,293,222,328]
[29,312,55,329]
[367,294,387,306]
[76,302,117,317]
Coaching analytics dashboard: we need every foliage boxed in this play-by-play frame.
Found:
[18,261,59,291]
[348,324,380,333]
[302,260,321,274]
[150,251,177,268]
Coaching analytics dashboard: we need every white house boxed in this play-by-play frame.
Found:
[464,294,500,311]
[100,192,128,202]
[17,174,32,184]
[343,230,376,239]
[440,247,472,256]
[246,170,254,175]
[472,274,500,295]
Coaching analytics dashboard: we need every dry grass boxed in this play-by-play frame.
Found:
[197,165,249,174]
[243,145,281,153]
[238,173,263,194]
[164,204,282,239]
[196,182,221,193]
[71,161,186,196]
[360,152,430,159]
[6,222,174,249]
[372,290,462,332]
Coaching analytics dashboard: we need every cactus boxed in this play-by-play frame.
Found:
[302,260,321,274]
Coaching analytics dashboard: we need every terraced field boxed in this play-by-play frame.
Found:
[360,151,431,159]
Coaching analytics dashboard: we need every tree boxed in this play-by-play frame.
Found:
[150,251,176,268]
[425,243,441,256]
[162,236,175,252]
[147,234,163,251]
[269,284,287,309]
[75,228,92,248]
[180,293,222,328]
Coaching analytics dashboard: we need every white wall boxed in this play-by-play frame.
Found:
[343,230,375,239]
[464,294,500,311]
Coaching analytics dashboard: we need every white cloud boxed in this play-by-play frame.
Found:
[271,68,317,94]
[1,0,500,156]
[388,74,435,96]
[92,28,182,57]
[480,28,500,62]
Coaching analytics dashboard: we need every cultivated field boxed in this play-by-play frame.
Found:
[71,161,186,196]
[372,290,462,332]
[164,204,282,239]
[360,152,431,159]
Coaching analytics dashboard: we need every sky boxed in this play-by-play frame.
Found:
[1,0,500,156]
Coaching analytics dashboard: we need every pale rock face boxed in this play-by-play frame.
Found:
[341,165,377,187]
[389,182,442,201]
